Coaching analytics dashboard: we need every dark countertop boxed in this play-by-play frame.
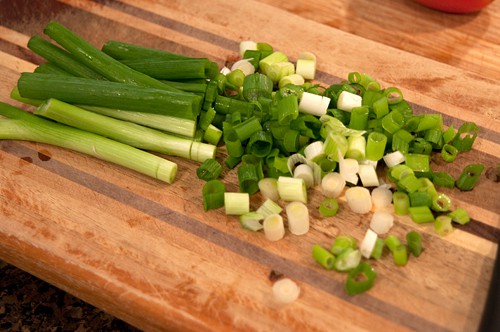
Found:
[0,261,141,331]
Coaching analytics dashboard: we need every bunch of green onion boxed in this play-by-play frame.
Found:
[2,21,221,183]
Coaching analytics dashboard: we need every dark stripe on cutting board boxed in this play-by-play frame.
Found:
[1,139,455,332]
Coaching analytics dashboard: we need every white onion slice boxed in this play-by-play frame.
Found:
[345,187,372,214]
[370,211,394,234]
[360,229,378,259]
[358,164,380,187]
[383,150,406,168]
[263,214,285,241]
[286,201,310,235]
[321,172,345,198]
[272,278,300,304]
[337,91,362,112]
[293,164,314,189]
[258,178,280,202]
[371,186,393,209]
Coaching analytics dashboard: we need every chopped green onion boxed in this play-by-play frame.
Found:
[267,61,295,83]
[384,235,402,252]
[456,163,485,191]
[431,193,452,212]
[393,244,408,266]
[435,215,453,236]
[258,178,280,202]
[279,74,305,89]
[371,186,393,209]
[257,198,283,218]
[370,211,394,235]
[366,132,387,161]
[383,87,404,104]
[383,150,405,168]
[224,192,250,215]
[196,158,222,181]
[239,212,264,231]
[233,116,263,142]
[334,248,361,272]
[337,91,362,112]
[371,238,385,260]
[408,206,435,224]
[418,178,438,197]
[410,138,433,155]
[406,231,423,257]
[405,153,430,173]
[360,229,378,259]
[202,179,226,211]
[345,262,377,295]
[393,191,410,215]
[263,213,285,241]
[286,201,310,235]
[324,133,348,162]
[237,160,263,195]
[242,73,274,102]
[319,197,339,217]
[349,106,369,130]
[346,135,366,160]
[321,172,346,198]
[248,130,273,157]
[442,125,456,144]
[293,164,314,189]
[312,244,335,270]
[298,92,330,117]
[432,171,455,189]
[345,187,373,214]
[330,235,357,255]
[259,51,288,74]
[277,176,307,203]
[451,122,478,152]
[448,208,471,225]
[409,191,433,207]
[272,278,301,304]
[382,110,404,134]
[441,144,458,163]
[203,124,223,146]
[358,164,380,187]
[398,173,422,193]
[392,129,413,154]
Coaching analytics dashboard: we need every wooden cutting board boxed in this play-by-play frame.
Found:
[1,1,499,331]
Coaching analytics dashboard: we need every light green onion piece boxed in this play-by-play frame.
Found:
[393,192,410,215]
[406,231,423,257]
[370,238,385,260]
[334,248,362,272]
[384,235,402,252]
[279,74,305,89]
[257,198,283,218]
[258,178,280,202]
[408,206,435,224]
[239,212,264,231]
[319,198,339,217]
[409,191,433,208]
[448,207,471,225]
[330,235,357,256]
[296,58,316,80]
[277,176,307,203]
[435,215,453,236]
[393,244,408,266]
[312,244,335,270]
[431,193,452,212]
[366,132,387,161]
[346,135,366,160]
[405,153,430,173]
[259,51,288,74]
[203,124,223,146]
[398,174,422,193]
[360,229,378,259]
[267,61,295,83]
[324,133,348,162]
[224,192,250,215]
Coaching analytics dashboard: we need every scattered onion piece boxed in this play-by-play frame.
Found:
[272,278,300,304]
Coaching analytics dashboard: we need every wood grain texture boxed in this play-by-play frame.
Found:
[0,1,499,331]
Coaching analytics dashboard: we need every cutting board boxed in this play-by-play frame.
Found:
[1,1,499,331]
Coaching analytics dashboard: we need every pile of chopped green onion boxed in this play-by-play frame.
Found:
[0,22,484,298]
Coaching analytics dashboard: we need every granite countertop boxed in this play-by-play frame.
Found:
[0,261,141,331]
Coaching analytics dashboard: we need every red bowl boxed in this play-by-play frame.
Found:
[414,0,494,13]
